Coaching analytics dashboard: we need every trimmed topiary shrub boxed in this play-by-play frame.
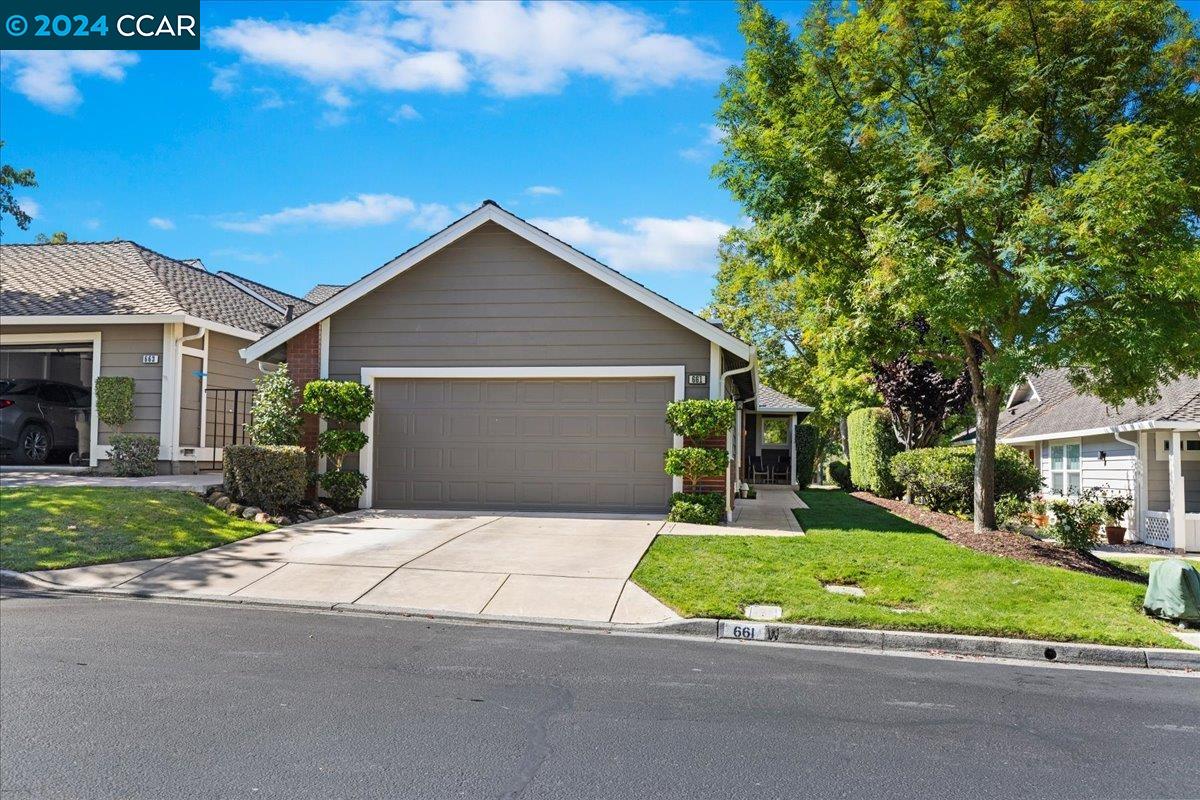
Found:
[794,424,819,489]
[318,469,369,511]
[664,447,729,494]
[301,380,374,510]
[246,364,301,446]
[829,460,853,491]
[95,376,135,432]
[224,444,307,512]
[667,492,723,524]
[665,399,736,439]
[847,407,902,497]
[108,434,157,477]
[890,444,1043,516]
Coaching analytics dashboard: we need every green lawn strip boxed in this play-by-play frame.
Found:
[1096,554,1200,579]
[633,487,1184,649]
[0,487,274,573]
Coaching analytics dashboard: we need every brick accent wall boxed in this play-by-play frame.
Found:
[285,324,321,466]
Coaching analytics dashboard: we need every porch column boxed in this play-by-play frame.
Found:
[1136,431,1149,542]
[1169,430,1186,552]
[789,412,797,486]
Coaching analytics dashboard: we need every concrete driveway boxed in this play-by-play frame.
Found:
[32,510,681,624]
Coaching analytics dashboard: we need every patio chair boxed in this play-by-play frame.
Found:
[750,457,769,485]
[772,458,790,485]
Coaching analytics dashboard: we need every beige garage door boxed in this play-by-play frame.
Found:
[372,377,673,512]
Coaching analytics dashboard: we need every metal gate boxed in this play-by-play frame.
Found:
[204,388,255,470]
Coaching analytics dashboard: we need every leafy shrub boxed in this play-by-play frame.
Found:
[996,495,1030,530]
[1101,494,1133,525]
[847,407,902,497]
[95,376,135,431]
[246,364,301,446]
[829,460,854,491]
[794,424,819,489]
[300,380,374,425]
[664,447,729,493]
[665,399,735,439]
[667,493,723,524]
[223,444,307,512]
[319,469,368,511]
[890,445,1043,515]
[108,434,157,477]
[1049,499,1105,551]
[317,429,368,458]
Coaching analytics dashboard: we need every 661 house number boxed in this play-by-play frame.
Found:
[718,621,778,642]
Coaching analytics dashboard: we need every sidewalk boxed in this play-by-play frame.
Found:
[0,469,220,493]
[728,485,805,533]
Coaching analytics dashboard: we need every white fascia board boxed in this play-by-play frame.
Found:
[997,419,1195,445]
[757,405,815,413]
[3,314,260,342]
[241,204,753,363]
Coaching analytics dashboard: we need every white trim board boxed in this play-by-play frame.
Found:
[999,420,1200,445]
[242,202,753,363]
[0,330,102,467]
[356,365,688,509]
[3,314,261,342]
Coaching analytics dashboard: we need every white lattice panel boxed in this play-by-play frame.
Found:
[1143,513,1172,547]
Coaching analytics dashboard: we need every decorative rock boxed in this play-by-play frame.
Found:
[213,496,231,510]
[319,509,336,518]
[270,515,291,526]
[254,512,271,523]
[242,506,263,520]
[227,503,243,517]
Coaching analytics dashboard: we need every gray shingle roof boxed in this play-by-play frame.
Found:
[756,385,811,411]
[0,241,291,336]
[218,271,316,317]
[998,368,1200,439]
[303,284,345,304]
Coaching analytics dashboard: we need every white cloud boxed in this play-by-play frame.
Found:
[211,1,724,103]
[253,86,288,110]
[148,216,176,230]
[530,214,730,272]
[82,218,101,231]
[217,193,419,233]
[389,103,422,122]
[525,185,562,196]
[210,64,239,96]
[679,123,725,161]
[2,50,138,113]
[16,197,40,220]
[410,203,456,232]
[211,247,279,264]
[321,86,352,108]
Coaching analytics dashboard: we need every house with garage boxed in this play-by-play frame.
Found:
[241,200,788,517]
[0,242,309,472]
[997,369,1200,553]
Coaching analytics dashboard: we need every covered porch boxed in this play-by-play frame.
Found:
[1137,427,1200,553]
[732,386,812,489]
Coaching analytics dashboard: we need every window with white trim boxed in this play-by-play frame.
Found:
[1048,442,1081,495]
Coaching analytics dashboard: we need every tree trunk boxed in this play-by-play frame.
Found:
[971,386,1002,532]
[839,418,849,456]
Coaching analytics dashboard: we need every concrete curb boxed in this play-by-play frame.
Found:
[5,569,1197,672]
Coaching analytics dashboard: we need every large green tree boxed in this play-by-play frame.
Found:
[714,0,1200,531]
[0,141,37,234]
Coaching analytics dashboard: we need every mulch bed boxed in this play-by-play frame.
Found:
[849,491,1143,582]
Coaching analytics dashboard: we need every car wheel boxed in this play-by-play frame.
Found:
[19,425,50,464]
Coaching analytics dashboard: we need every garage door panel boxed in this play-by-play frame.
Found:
[374,377,674,512]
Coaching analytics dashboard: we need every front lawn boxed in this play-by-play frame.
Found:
[0,487,273,573]
[633,488,1184,649]
[1096,555,1200,579]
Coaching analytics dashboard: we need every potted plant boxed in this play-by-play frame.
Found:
[1101,494,1133,545]
[1029,496,1049,528]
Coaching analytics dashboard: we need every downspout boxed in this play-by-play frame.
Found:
[720,354,757,521]
[1113,429,1141,542]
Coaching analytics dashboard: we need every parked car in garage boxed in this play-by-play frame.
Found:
[0,379,91,465]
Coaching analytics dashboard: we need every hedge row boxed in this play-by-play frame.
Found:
[890,444,1042,515]
[224,444,308,513]
[847,407,902,497]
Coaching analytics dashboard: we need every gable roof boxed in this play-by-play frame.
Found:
[303,284,346,304]
[0,241,294,338]
[242,201,754,362]
[996,368,1200,442]
[756,385,813,413]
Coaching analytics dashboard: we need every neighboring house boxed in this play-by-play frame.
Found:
[241,200,783,516]
[0,242,301,472]
[996,369,1200,553]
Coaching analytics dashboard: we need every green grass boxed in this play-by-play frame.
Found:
[633,488,1185,649]
[1096,555,1200,579]
[0,487,274,573]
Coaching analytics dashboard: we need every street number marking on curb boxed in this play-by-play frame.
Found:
[718,621,778,642]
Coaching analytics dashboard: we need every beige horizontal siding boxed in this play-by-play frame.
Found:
[328,222,712,398]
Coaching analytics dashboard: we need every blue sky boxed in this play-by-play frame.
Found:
[1,1,812,312]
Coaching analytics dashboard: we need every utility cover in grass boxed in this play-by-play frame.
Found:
[824,584,865,597]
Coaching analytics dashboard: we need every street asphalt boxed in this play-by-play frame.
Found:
[1,586,1197,800]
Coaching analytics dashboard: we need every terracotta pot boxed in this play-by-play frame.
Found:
[1032,514,1049,527]
[1105,525,1127,545]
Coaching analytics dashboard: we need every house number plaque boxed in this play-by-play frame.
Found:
[687,373,708,386]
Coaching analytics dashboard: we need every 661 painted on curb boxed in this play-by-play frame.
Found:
[718,621,779,642]
[0,1,199,49]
